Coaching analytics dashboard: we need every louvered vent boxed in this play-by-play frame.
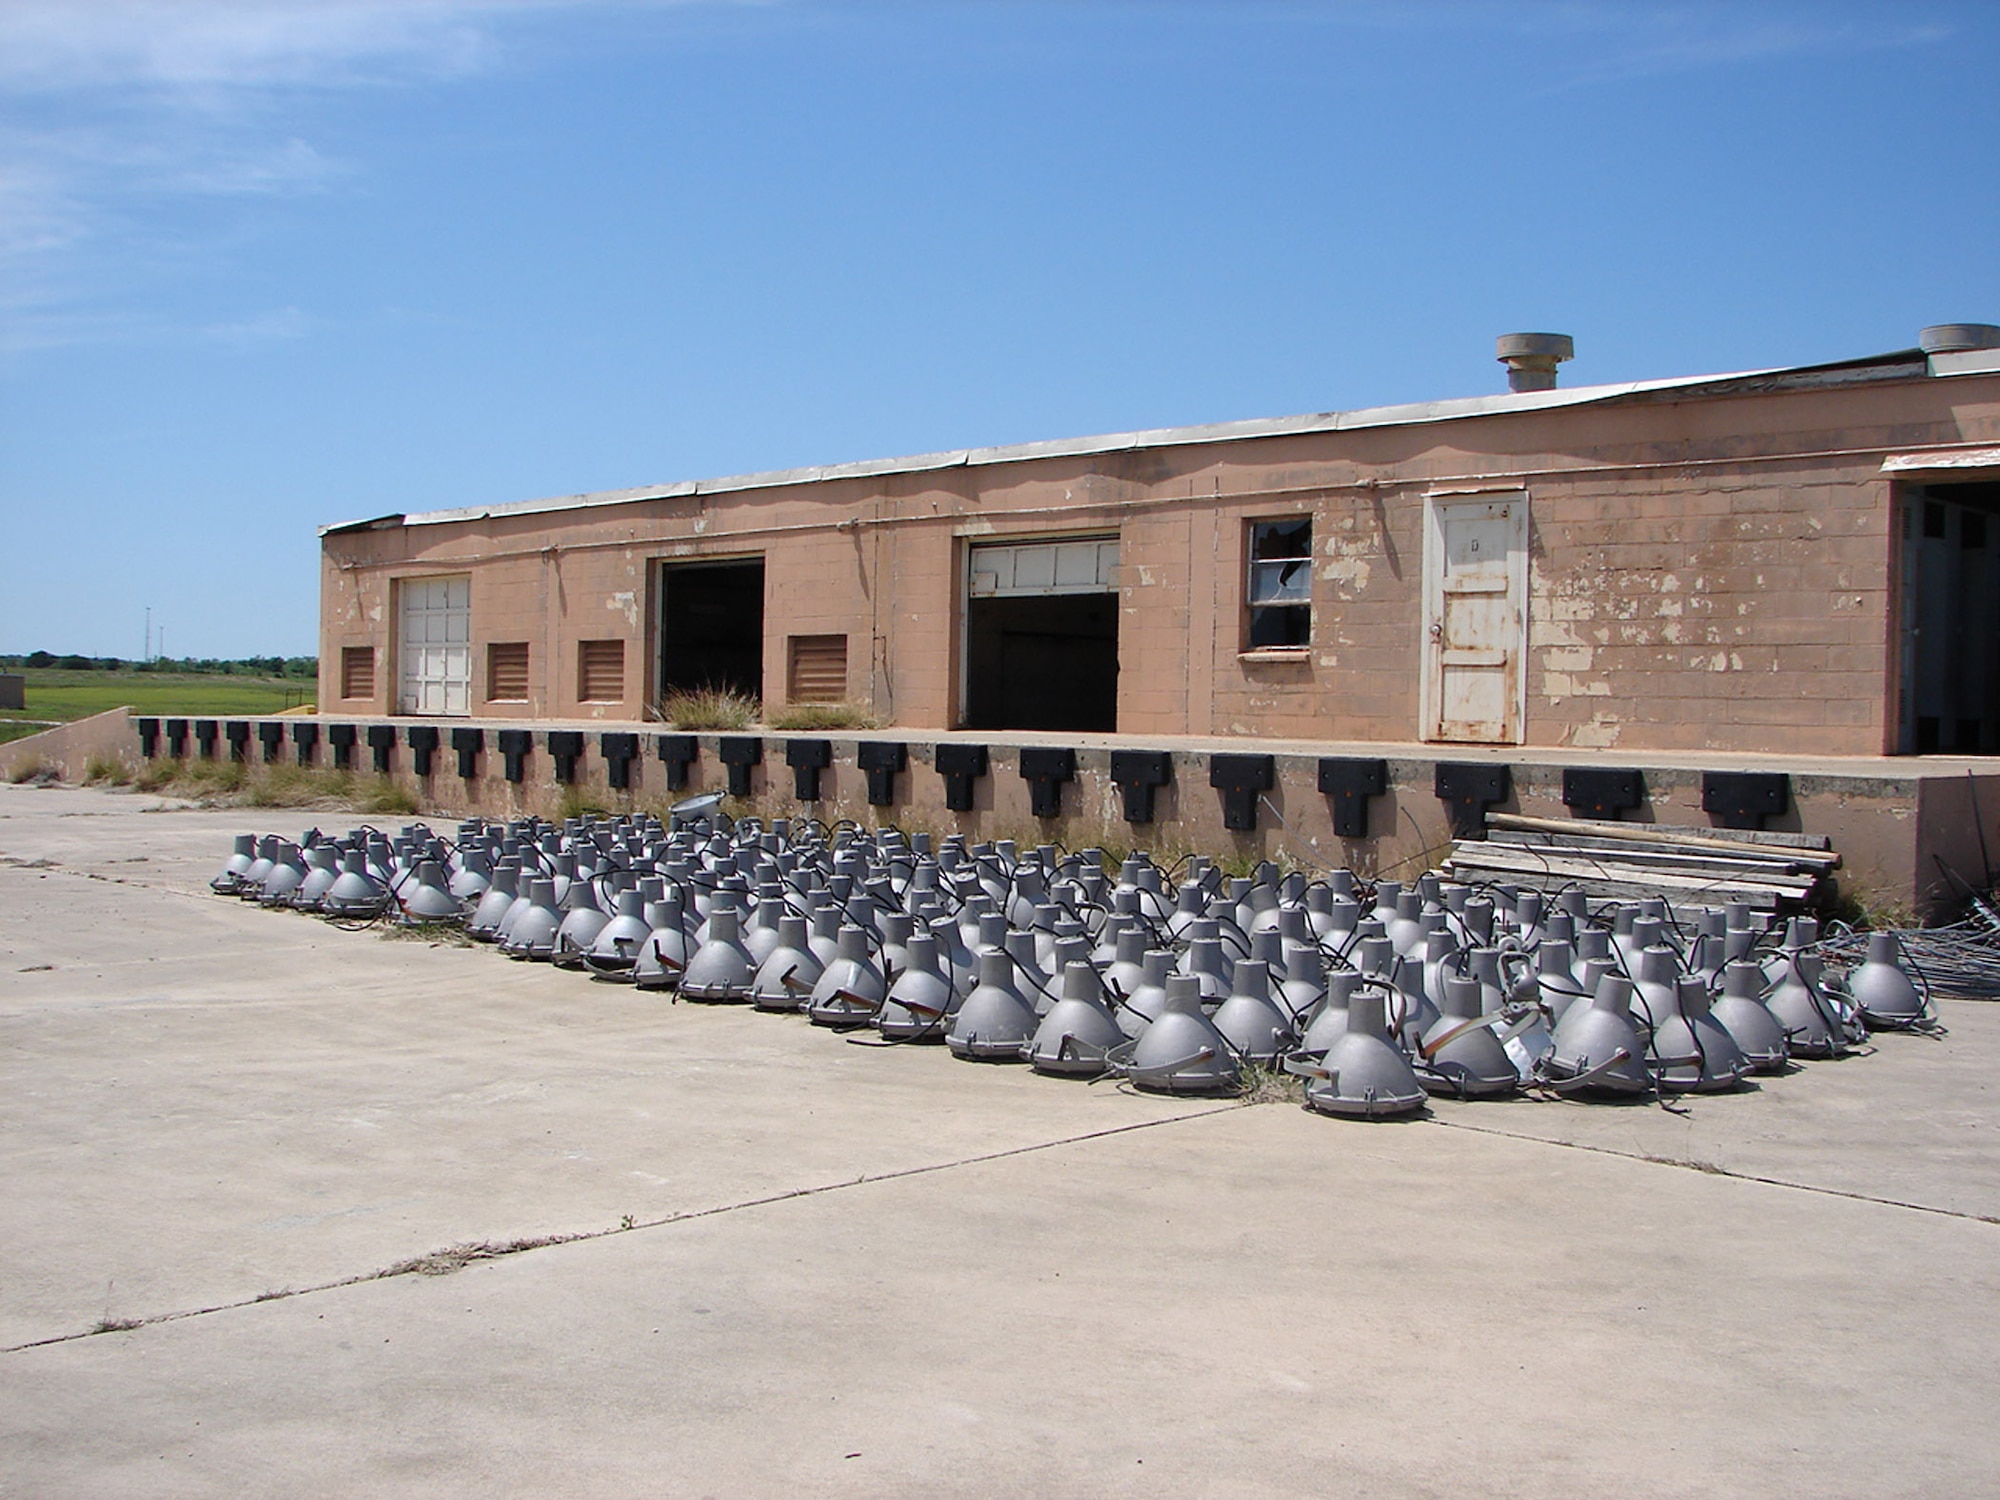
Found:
[340,646,374,700]
[787,634,847,704]
[487,642,529,701]
[578,639,625,702]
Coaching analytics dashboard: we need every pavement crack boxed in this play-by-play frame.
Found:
[1,1105,1237,1355]
[1429,1116,2000,1226]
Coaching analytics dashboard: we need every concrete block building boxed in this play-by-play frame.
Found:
[320,330,2000,758]
[247,327,2000,915]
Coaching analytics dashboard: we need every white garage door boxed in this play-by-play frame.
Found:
[967,537,1119,597]
[398,575,471,716]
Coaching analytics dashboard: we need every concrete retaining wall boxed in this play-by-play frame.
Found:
[74,709,2000,920]
[0,709,144,784]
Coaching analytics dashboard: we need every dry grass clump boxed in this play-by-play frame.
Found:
[1235,1059,1307,1105]
[175,758,249,795]
[556,784,613,821]
[244,764,353,807]
[767,701,882,731]
[354,775,420,816]
[8,756,60,785]
[132,759,174,791]
[82,754,133,786]
[659,686,760,730]
[126,758,418,814]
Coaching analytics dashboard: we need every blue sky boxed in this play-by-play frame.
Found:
[3,0,1996,659]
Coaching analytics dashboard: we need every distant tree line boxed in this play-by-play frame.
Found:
[1,653,318,678]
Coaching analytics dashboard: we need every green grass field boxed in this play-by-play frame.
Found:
[0,669,315,745]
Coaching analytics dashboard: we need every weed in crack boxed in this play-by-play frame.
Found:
[379,923,477,948]
[380,1235,577,1279]
[1235,1060,1306,1105]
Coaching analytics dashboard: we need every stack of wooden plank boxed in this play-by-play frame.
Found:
[1443,812,1841,910]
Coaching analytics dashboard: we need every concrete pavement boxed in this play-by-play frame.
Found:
[3,783,1996,1497]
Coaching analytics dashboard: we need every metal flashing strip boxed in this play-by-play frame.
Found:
[1424,481,1529,498]
[1929,348,2000,378]
[1882,446,2000,475]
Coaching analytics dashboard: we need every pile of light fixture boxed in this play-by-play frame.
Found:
[210,810,1939,1120]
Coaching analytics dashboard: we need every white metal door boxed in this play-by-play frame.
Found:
[1422,494,1527,744]
[398,575,471,716]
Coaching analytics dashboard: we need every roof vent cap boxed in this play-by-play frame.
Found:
[1919,323,2000,355]
[1496,332,1574,392]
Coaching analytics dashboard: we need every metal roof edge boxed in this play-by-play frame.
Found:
[317,513,407,537]
[327,353,1934,535]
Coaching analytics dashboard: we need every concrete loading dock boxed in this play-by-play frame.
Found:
[43,706,1998,918]
[4,782,1997,1496]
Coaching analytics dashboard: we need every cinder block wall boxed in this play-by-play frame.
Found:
[320,374,1999,755]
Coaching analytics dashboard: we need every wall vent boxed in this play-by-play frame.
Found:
[578,640,625,703]
[340,646,374,700]
[488,642,529,701]
[788,634,848,703]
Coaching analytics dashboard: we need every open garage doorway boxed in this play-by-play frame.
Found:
[1896,483,2000,753]
[658,558,765,707]
[963,536,1119,732]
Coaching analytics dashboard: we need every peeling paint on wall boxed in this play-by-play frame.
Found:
[1569,714,1623,748]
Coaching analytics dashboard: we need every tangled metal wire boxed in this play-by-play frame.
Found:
[1816,907,2000,1000]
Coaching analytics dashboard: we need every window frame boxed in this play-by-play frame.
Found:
[1243,516,1313,654]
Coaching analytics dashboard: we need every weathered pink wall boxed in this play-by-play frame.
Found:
[319,370,2000,755]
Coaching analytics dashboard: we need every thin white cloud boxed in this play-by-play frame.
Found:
[1329,0,1958,84]
[0,0,533,94]
[164,135,341,195]
[200,303,317,346]
[0,0,1955,355]
[0,0,738,352]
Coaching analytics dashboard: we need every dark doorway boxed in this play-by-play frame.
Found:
[1897,483,2000,753]
[659,559,765,704]
[965,593,1118,732]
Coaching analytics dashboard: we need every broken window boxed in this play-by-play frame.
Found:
[1247,518,1311,649]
